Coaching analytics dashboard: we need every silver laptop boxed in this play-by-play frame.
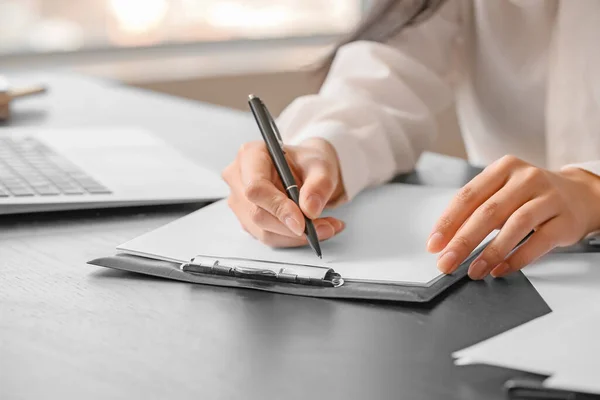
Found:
[0,127,228,215]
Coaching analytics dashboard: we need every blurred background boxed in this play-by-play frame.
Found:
[0,0,464,156]
[0,0,362,54]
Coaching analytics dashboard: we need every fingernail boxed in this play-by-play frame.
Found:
[306,194,323,216]
[469,259,488,280]
[491,262,510,278]
[331,220,345,232]
[316,223,334,238]
[427,232,444,252]
[437,251,458,273]
[285,217,303,236]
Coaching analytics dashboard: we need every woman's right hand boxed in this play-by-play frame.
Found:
[222,138,346,247]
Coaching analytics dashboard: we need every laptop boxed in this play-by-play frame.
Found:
[0,127,229,215]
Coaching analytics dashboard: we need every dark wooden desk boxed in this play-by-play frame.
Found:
[0,74,550,400]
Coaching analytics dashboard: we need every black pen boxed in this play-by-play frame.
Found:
[247,94,322,259]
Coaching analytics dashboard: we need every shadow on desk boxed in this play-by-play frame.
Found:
[0,202,211,241]
[0,202,209,225]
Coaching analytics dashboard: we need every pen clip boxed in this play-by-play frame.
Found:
[262,102,285,151]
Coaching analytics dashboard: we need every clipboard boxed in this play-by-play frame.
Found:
[89,244,485,303]
[88,184,506,303]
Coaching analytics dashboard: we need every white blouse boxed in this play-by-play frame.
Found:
[277,0,600,201]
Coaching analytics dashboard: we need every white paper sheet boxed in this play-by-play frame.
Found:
[118,184,487,285]
[454,299,600,395]
[453,310,559,375]
[522,253,600,311]
[546,368,600,395]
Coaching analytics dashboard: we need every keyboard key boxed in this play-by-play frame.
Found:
[1,177,23,186]
[47,177,72,185]
[27,179,50,186]
[31,184,61,196]
[84,185,112,194]
[4,182,29,190]
[70,175,98,184]
[62,189,85,195]
[7,187,35,196]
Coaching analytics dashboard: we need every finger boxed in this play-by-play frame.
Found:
[245,178,306,236]
[298,159,338,219]
[244,201,345,239]
[239,143,303,194]
[436,179,533,274]
[231,191,344,240]
[221,162,236,185]
[247,202,307,238]
[230,167,312,239]
[490,217,562,278]
[467,196,560,279]
[238,142,275,187]
[319,216,346,234]
[427,155,522,253]
[244,217,342,248]
[230,193,302,245]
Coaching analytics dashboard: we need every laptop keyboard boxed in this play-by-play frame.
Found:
[0,136,112,198]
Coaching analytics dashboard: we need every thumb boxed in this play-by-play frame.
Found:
[298,159,338,219]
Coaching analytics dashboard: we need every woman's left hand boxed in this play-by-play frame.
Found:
[426,155,600,280]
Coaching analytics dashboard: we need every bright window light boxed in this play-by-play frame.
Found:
[0,0,364,55]
[109,0,169,34]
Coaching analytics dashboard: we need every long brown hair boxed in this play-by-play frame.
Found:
[318,0,448,72]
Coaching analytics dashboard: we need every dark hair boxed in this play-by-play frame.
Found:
[317,0,448,72]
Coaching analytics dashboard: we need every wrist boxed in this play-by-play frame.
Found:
[559,167,600,233]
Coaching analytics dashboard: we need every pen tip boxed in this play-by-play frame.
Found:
[248,94,256,100]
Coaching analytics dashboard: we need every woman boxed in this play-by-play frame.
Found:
[222,0,600,280]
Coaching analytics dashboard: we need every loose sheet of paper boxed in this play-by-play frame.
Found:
[522,252,600,311]
[454,297,600,395]
[453,310,558,375]
[119,184,478,286]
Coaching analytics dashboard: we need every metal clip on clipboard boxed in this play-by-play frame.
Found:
[180,256,344,288]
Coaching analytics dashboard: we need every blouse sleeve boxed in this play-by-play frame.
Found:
[277,0,464,202]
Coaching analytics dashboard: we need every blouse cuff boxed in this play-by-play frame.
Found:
[560,161,600,178]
